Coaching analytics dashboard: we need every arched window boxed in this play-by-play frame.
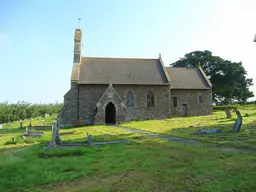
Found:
[147,91,154,107]
[126,91,134,107]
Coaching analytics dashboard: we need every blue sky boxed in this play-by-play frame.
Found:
[1,0,256,103]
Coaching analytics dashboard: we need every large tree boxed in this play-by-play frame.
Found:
[170,50,254,104]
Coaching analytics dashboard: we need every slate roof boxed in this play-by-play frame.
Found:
[165,67,212,89]
[75,57,170,85]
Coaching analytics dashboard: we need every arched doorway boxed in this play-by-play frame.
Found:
[105,102,116,124]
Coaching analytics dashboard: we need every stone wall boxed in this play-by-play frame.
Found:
[78,85,107,124]
[113,85,171,120]
[170,89,212,117]
[59,82,79,126]
[61,84,171,126]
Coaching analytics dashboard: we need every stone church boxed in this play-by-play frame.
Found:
[59,28,212,126]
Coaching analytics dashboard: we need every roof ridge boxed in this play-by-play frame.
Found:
[81,57,158,61]
[166,66,198,69]
[197,67,212,88]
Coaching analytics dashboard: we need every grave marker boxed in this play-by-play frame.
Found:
[233,118,242,132]
[225,108,232,118]
[234,109,242,119]
[86,132,93,146]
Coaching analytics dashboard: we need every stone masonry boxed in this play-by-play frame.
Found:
[171,89,212,116]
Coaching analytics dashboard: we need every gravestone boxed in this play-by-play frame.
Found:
[233,118,242,132]
[234,109,242,119]
[51,122,58,145]
[55,134,62,145]
[225,108,232,118]
[0,124,2,129]
[54,121,62,145]
[86,132,93,146]
[197,129,221,134]
[20,120,23,128]
[25,127,29,136]
[27,131,44,137]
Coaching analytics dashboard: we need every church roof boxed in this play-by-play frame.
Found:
[165,67,212,89]
[76,57,170,85]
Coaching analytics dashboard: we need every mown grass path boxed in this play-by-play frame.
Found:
[112,125,256,154]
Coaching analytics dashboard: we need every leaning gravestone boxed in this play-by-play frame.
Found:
[233,118,242,132]
[225,108,232,118]
[234,109,242,119]
[0,124,2,129]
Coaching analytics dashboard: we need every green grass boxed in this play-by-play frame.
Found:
[120,105,256,150]
[2,114,57,129]
[0,106,256,191]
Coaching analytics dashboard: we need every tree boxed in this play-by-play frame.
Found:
[170,50,254,104]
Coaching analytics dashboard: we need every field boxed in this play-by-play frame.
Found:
[0,106,256,192]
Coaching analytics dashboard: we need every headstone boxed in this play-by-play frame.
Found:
[53,121,62,145]
[225,108,232,118]
[25,127,29,136]
[55,135,62,145]
[87,132,93,146]
[197,129,221,134]
[0,124,2,129]
[234,109,242,119]
[233,118,242,132]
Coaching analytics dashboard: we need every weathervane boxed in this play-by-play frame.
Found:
[78,18,81,29]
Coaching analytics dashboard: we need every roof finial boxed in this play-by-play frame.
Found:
[78,18,81,29]
[159,53,161,59]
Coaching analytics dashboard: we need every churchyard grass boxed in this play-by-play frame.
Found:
[120,105,256,150]
[2,115,57,129]
[0,106,256,191]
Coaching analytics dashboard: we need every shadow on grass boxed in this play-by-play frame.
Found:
[0,127,25,134]
[63,133,135,143]
[151,121,256,150]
